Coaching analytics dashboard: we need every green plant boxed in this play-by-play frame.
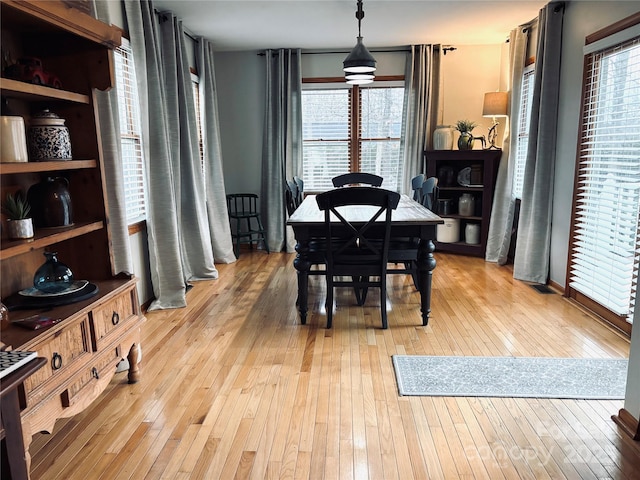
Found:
[455,119,478,133]
[2,192,31,220]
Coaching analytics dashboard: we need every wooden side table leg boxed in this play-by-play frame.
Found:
[127,343,141,384]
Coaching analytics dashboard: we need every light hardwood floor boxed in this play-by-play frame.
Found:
[28,251,640,479]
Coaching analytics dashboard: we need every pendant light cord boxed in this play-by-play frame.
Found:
[356,0,364,37]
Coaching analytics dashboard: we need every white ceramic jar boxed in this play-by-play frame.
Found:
[27,109,72,161]
[433,125,454,150]
[1,116,28,163]
[465,223,480,244]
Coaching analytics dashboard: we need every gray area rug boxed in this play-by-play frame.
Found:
[391,355,628,399]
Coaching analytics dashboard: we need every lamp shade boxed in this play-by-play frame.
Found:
[343,37,377,73]
[482,92,508,117]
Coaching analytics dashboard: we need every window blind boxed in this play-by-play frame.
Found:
[513,66,534,199]
[302,89,351,191]
[569,37,640,321]
[301,85,404,192]
[360,87,403,191]
[114,39,147,224]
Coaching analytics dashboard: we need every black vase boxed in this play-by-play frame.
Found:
[27,176,73,228]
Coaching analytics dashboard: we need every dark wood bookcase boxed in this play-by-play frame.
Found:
[425,149,501,257]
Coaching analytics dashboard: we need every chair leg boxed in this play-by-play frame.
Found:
[381,275,388,330]
[326,276,333,329]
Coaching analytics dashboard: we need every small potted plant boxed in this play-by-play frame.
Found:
[2,192,34,239]
[455,119,478,150]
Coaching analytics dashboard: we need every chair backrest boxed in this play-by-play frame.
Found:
[420,177,439,211]
[331,172,384,188]
[285,180,298,216]
[411,174,426,202]
[316,187,400,270]
[226,193,259,216]
[293,176,304,205]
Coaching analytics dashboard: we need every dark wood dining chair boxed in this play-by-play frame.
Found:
[315,186,401,329]
[331,172,384,188]
[411,174,425,202]
[285,180,298,216]
[226,193,269,258]
[421,177,439,211]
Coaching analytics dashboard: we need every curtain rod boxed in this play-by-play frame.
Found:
[258,47,415,56]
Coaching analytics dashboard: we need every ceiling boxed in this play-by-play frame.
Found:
[151,0,548,51]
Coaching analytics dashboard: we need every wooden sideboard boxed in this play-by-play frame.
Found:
[0,2,144,476]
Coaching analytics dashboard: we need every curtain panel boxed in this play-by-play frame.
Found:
[401,45,442,196]
[261,49,303,253]
[124,1,229,310]
[485,25,530,264]
[198,40,237,264]
[92,1,134,276]
[513,2,565,283]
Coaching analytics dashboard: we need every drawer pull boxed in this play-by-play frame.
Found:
[92,367,100,380]
[52,352,63,370]
[111,311,120,325]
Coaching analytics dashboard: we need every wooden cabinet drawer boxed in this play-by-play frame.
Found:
[90,288,136,350]
[23,315,91,405]
[61,344,122,407]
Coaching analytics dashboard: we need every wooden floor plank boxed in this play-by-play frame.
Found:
[26,251,638,479]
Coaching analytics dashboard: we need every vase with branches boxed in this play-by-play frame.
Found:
[455,119,478,150]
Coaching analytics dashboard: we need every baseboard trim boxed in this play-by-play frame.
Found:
[612,408,640,440]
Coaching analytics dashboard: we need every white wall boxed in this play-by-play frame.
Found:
[214,51,266,197]
[441,45,504,148]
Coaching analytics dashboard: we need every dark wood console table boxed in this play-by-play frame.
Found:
[1,356,46,480]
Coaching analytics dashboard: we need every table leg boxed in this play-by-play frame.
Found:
[1,389,30,480]
[293,240,311,324]
[417,238,437,326]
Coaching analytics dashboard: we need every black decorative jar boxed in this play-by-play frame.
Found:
[33,252,74,293]
[27,176,73,228]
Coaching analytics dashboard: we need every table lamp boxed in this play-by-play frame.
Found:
[482,92,508,150]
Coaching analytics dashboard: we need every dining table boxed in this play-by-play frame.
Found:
[286,193,444,326]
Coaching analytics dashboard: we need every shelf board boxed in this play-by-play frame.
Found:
[0,159,97,174]
[0,221,104,260]
[0,78,90,104]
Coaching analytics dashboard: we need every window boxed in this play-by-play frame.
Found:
[301,83,404,191]
[568,32,640,326]
[513,65,535,199]
[114,39,146,224]
[191,72,205,172]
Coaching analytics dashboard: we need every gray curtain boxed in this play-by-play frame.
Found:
[124,1,221,310]
[513,2,565,283]
[261,49,303,253]
[485,25,530,264]
[198,40,236,264]
[401,44,442,196]
[92,1,134,276]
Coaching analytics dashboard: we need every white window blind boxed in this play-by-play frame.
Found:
[301,84,404,192]
[191,73,205,174]
[569,36,640,321]
[302,89,350,191]
[114,39,147,224]
[360,87,403,190]
[513,66,534,199]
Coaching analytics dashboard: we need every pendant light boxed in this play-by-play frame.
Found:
[343,0,376,85]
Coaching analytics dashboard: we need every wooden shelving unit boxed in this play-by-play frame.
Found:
[425,149,501,257]
[0,2,144,476]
